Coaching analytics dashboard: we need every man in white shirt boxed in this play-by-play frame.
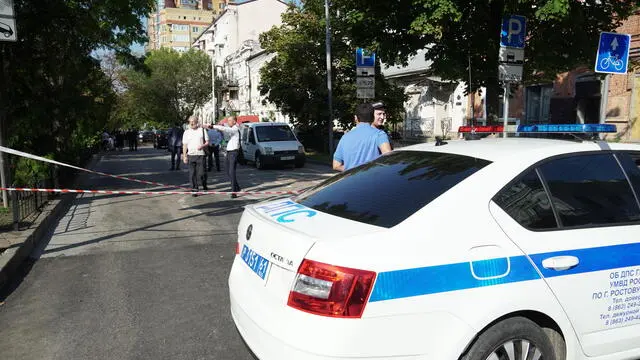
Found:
[182,116,209,196]
[213,116,242,198]
[206,124,223,172]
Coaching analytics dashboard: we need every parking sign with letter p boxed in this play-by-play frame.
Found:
[500,15,526,49]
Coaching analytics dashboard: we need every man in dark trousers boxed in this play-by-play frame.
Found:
[132,128,139,151]
[182,116,209,196]
[168,122,184,171]
[213,116,242,198]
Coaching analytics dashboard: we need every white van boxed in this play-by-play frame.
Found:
[239,122,306,169]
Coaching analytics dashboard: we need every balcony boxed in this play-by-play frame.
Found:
[219,76,239,89]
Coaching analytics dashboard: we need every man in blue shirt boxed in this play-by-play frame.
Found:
[332,103,392,171]
[206,124,223,172]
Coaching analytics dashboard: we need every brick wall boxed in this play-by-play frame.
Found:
[604,14,640,135]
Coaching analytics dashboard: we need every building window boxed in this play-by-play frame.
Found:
[172,34,190,42]
[172,24,189,31]
[525,85,552,124]
[192,26,199,33]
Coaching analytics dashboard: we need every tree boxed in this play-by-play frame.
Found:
[335,0,639,117]
[120,48,212,128]
[1,0,155,168]
[258,0,406,144]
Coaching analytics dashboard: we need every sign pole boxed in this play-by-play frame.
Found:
[600,73,611,124]
[0,45,8,208]
[503,83,509,138]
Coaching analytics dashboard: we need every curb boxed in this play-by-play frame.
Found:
[0,153,101,290]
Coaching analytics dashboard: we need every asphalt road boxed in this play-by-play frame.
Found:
[0,145,334,360]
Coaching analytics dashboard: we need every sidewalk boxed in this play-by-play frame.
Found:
[0,153,101,291]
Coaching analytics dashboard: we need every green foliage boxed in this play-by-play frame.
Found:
[12,155,53,187]
[258,0,407,131]
[334,0,639,116]
[117,48,213,128]
[1,0,154,180]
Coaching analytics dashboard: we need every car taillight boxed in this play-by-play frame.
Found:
[287,259,376,318]
[235,242,240,255]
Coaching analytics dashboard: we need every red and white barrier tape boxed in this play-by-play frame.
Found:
[0,187,301,196]
[0,146,192,190]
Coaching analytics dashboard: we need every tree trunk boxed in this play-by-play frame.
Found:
[485,0,505,121]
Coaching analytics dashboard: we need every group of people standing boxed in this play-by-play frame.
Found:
[167,116,243,198]
[332,101,392,171]
[101,129,139,151]
[163,101,390,197]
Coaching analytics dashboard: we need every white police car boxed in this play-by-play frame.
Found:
[228,124,640,360]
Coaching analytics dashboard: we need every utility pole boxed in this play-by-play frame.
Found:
[324,0,334,155]
[502,83,509,138]
[209,49,216,124]
[0,45,9,208]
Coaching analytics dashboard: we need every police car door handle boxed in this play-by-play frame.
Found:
[541,256,579,271]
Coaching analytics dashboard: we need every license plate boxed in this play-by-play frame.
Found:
[281,156,295,160]
[240,244,270,280]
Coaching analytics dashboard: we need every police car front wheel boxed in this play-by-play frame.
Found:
[461,317,562,360]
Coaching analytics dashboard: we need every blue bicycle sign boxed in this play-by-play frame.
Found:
[595,32,630,74]
[599,54,624,72]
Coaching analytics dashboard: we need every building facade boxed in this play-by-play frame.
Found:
[146,0,223,53]
[191,0,289,125]
[382,49,470,139]
[520,12,640,142]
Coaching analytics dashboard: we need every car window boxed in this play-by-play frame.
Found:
[616,151,640,203]
[493,169,558,230]
[295,151,491,228]
[538,153,640,228]
[255,125,295,142]
[249,129,256,143]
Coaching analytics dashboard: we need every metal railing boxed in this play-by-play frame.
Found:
[8,178,53,231]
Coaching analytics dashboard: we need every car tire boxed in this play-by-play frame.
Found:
[255,152,264,170]
[461,317,560,360]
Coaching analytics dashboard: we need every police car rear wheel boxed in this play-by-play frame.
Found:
[461,317,559,360]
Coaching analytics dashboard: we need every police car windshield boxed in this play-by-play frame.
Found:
[296,151,491,228]
[255,125,296,142]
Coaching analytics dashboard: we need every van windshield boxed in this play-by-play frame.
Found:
[255,125,296,142]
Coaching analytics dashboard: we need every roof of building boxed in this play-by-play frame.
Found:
[381,48,445,82]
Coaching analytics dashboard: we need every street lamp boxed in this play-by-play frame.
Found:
[208,49,216,124]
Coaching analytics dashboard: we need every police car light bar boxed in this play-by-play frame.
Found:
[517,124,617,133]
[458,125,504,133]
[457,124,617,134]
